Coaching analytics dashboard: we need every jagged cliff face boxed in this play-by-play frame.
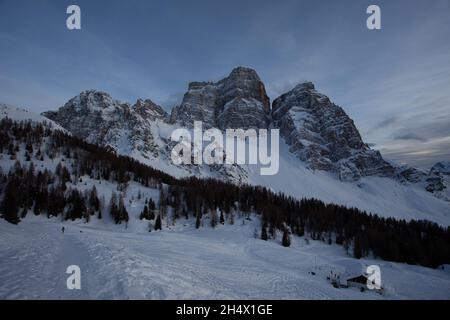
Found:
[43,90,168,159]
[426,162,450,200]
[42,67,445,190]
[170,67,270,129]
[272,82,395,181]
[43,89,249,183]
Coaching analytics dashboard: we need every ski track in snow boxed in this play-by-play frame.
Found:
[1,217,450,300]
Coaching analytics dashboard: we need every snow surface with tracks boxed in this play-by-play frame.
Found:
[1,215,450,300]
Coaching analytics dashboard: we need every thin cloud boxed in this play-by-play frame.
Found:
[392,133,427,142]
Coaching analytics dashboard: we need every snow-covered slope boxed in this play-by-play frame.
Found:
[3,67,450,226]
[0,104,67,132]
[1,216,449,299]
[1,113,450,300]
[2,98,449,225]
[247,141,450,225]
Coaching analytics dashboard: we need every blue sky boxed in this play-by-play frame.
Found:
[0,0,449,168]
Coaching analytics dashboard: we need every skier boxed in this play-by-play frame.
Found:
[62,226,65,234]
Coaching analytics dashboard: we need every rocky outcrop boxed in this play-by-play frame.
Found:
[43,90,167,159]
[396,166,427,184]
[426,162,450,194]
[272,82,395,181]
[430,162,450,176]
[42,89,249,184]
[170,66,270,130]
[42,68,446,194]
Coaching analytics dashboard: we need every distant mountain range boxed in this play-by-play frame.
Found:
[1,66,449,223]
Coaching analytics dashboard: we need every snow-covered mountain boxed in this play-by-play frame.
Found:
[426,161,450,201]
[27,67,447,224]
[40,90,248,182]
[1,67,449,224]
[42,91,167,159]
[170,66,270,130]
[40,67,427,183]
[1,104,450,300]
[272,82,395,181]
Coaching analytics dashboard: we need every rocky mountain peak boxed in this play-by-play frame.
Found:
[41,70,443,188]
[272,82,395,181]
[170,66,270,129]
[70,90,118,111]
[226,66,262,82]
[42,91,163,159]
[133,98,168,121]
[426,161,450,196]
[430,161,450,176]
[293,81,315,91]
[218,66,270,113]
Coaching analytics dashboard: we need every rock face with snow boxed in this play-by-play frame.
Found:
[430,162,450,177]
[396,166,427,184]
[170,66,270,129]
[41,90,249,183]
[43,90,167,159]
[272,82,395,181]
[426,162,450,198]
[38,67,448,197]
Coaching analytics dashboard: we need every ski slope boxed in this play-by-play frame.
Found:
[1,216,449,300]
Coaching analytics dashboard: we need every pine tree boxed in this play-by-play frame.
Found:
[66,189,86,221]
[0,180,20,224]
[220,210,225,225]
[261,222,268,241]
[353,234,363,259]
[89,186,100,212]
[282,228,291,247]
[117,195,129,223]
[195,211,201,229]
[110,192,119,223]
[20,207,28,219]
[140,205,150,220]
[154,214,162,230]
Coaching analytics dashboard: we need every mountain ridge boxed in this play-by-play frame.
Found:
[2,66,450,222]
[42,66,435,184]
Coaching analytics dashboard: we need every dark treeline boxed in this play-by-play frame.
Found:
[0,119,173,225]
[167,178,450,268]
[0,118,176,186]
[1,119,450,268]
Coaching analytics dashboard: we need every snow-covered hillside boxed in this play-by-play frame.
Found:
[1,115,450,299]
[0,104,67,133]
[247,141,450,225]
[1,216,449,299]
[1,102,449,225]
